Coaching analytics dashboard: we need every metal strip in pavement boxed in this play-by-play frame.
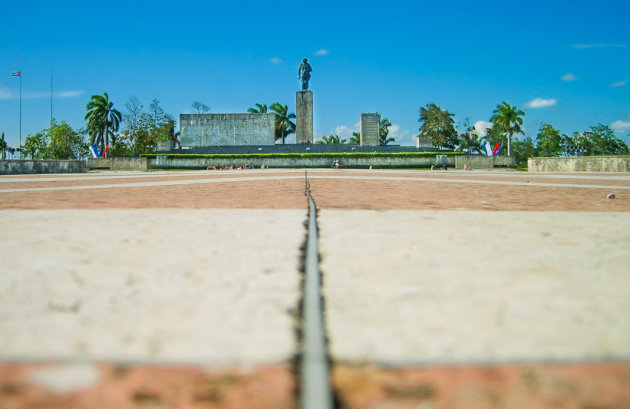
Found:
[300,174,334,409]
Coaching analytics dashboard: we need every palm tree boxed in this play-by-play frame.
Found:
[270,102,296,144]
[316,134,347,144]
[85,93,122,157]
[0,133,7,159]
[349,132,360,144]
[379,117,395,145]
[490,101,525,156]
[247,103,268,114]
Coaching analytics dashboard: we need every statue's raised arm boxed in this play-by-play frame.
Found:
[298,58,312,91]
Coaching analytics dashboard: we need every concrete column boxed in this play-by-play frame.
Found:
[360,113,380,146]
[296,91,313,144]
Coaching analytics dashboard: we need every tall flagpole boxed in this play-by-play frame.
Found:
[19,72,22,159]
[50,72,53,128]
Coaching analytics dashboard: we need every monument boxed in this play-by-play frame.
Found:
[296,58,314,144]
[179,113,275,147]
[360,113,381,146]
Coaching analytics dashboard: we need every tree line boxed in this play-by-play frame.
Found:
[418,101,629,164]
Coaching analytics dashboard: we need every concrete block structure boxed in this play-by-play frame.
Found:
[360,113,380,146]
[296,91,313,144]
[179,113,275,147]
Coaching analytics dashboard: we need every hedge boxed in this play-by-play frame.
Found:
[140,152,464,159]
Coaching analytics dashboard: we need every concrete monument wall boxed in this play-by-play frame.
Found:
[528,156,630,172]
[87,157,149,171]
[179,113,275,147]
[296,91,313,144]
[0,160,86,175]
[360,113,380,146]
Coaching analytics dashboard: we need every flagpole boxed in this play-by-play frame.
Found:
[19,72,22,159]
[50,72,53,128]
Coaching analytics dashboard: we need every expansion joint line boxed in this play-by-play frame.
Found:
[300,172,334,409]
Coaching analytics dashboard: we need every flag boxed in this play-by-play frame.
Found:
[11,72,21,77]
[492,142,502,155]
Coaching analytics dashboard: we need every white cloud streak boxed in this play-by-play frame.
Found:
[524,98,557,108]
[270,58,282,64]
[610,81,626,87]
[314,49,329,56]
[573,44,628,49]
[561,73,578,81]
[611,120,630,134]
[0,89,84,100]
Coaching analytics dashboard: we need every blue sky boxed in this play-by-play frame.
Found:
[0,0,628,147]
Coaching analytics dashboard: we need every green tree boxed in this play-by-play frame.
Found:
[85,92,122,157]
[490,101,525,157]
[0,133,7,159]
[582,124,629,155]
[349,132,360,144]
[247,103,268,114]
[418,103,458,149]
[192,101,210,114]
[45,121,87,159]
[511,136,537,166]
[379,116,395,145]
[458,118,484,154]
[23,131,49,159]
[316,134,347,144]
[536,122,563,157]
[483,123,506,150]
[270,102,296,144]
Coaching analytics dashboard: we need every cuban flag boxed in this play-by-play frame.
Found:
[492,142,502,155]
[11,72,21,77]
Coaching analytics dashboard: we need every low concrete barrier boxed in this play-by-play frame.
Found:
[0,160,86,175]
[455,155,516,169]
[528,156,630,172]
[87,157,148,171]
[147,155,458,169]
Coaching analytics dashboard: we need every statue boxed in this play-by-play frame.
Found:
[298,58,312,90]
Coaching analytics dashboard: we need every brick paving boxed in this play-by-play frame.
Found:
[0,169,629,409]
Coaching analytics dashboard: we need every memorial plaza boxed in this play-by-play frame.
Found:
[0,168,629,409]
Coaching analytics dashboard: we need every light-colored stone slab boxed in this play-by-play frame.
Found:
[0,209,304,366]
[320,210,630,365]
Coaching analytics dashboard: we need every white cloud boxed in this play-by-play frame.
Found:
[56,90,84,98]
[561,73,578,82]
[334,123,358,138]
[611,120,630,134]
[314,49,329,56]
[610,81,626,87]
[573,44,627,49]
[387,124,413,145]
[473,121,493,137]
[270,58,282,64]
[524,98,557,108]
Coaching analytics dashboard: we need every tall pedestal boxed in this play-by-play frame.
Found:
[360,113,380,146]
[296,91,313,144]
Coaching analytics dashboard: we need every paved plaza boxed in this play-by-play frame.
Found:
[1,168,629,409]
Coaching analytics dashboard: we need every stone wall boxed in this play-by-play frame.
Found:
[0,160,86,175]
[528,156,630,172]
[148,155,458,169]
[296,91,313,144]
[455,155,516,169]
[360,113,380,146]
[87,157,148,171]
[179,113,275,147]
